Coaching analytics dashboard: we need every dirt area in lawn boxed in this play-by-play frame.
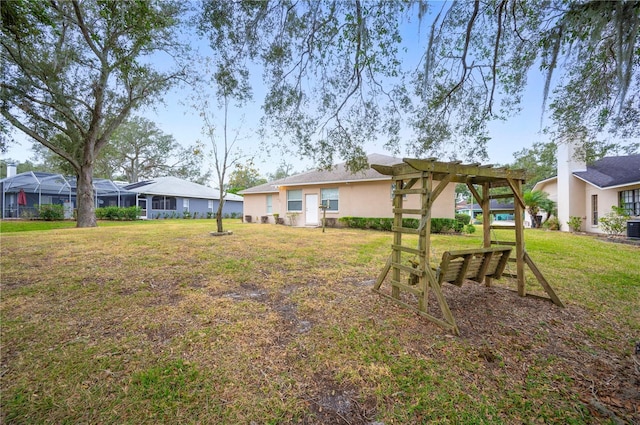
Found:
[441,283,639,425]
[224,277,640,424]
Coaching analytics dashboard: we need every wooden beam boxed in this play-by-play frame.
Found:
[506,178,526,209]
[390,280,423,296]
[372,289,458,333]
[391,244,425,256]
[403,158,527,180]
[373,254,392,290]
[371,164,396,175]
[427,174,454,208]
[393,208,426,215]
[466,182,483,205]
[524,252,564,307]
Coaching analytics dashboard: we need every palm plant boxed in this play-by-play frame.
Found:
[539,197,557,226]
[523,190,551,228]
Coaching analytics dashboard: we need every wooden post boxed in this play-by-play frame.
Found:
[319,203,328,233]
[392,178,403,299]
[481,183,492,286]
[511,179,526,297]
[420,173,431,312]
[481,183,491,248]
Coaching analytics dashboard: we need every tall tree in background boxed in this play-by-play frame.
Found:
[267,161,296,181]
[108,117,209,183]
[199,1,639,169]
[1,0,187,227]
[0,158,46,178]
[227,161,266,194]
[510,142,558,192]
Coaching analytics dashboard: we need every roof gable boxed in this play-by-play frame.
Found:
[241,153,402,194]
[573,154,640,188]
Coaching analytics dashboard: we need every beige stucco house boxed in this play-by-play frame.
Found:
[241,153,456,226]
[533,143,640,234]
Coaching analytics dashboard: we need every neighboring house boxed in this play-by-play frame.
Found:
[0,163,136,219]
[456,200,515,222]
[240,153,455,226]
[533,143,640,233]
[0,163,243,220]
[124,176,243,219]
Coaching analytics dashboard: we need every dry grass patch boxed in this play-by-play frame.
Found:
[1,221,638,424]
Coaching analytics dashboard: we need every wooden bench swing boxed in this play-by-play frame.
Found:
[371,158,564,335]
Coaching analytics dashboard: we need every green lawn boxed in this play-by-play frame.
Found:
[1,220,638,424]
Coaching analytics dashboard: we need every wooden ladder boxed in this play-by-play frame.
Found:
[373,171,461,334]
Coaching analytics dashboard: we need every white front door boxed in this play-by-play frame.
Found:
[305,194,319,225]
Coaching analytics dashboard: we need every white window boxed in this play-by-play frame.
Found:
[321,188,339,211]
[620,189,640,216]
[208,200,214,211]
[183,198,190,212]
[287,190,302,212]
[266,194,273,214]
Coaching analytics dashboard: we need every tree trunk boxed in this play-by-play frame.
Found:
[216,186,225,233]
[76,165,97,227]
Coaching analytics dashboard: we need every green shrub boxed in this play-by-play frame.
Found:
[567,216,582,232]
[38,204,64,221]
[455,213,471,225]
[464,224,476,234]
[453,214,470,232]
[401,218,420,229]
[431,218,458,233]
[339,216,459,233]
[598,206,629,236]
[124,206,141,220]
[543,217,560,231]
[95,206,140,221]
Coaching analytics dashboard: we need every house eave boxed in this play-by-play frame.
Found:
[277,176,390,188]
[572,174,640,190]
[532,176,557,192]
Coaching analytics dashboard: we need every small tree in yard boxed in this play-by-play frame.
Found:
[200,100,245,234]
[599,206,630,237]
[195,35,253,233]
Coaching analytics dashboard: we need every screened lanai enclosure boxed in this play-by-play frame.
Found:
[0,171,137,219]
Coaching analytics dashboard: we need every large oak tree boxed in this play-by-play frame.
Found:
[1,0,187,226]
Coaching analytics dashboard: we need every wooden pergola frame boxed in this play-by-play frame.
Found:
[371,158,564,335]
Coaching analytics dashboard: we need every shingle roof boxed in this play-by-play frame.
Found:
[241,153,402,194]
[124,176,243,201]
[573,154,640,188]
